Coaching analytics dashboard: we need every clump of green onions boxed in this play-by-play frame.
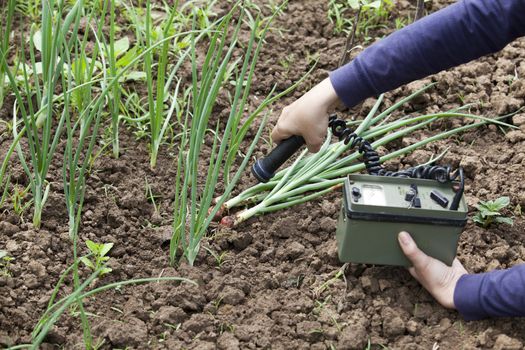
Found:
[60,6,104,346]
[219,85,513,226]
[23,5,200,348]
[170,1,309,265]
[118,0,213,168]
[0,0,202,229]
[1,0,84,229]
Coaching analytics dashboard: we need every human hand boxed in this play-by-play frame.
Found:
[398,231,468,309]
[271,77,341,152]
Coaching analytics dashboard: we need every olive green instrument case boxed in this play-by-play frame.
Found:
[336,174,468,266]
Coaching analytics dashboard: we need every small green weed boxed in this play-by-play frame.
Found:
[314,269,344,298]
[0,250,14,277]
[210,296,223,314]
[145,177,161,214]
[328,0,393,40]
[309,328,325,335]
[164,322,181,331]
[11,184,33,219]
[219,322,235,334]
[203,246,229,269]
[473,196,514,228]
[313,295,332,315]
[395,16,408,29]
[80,240,114,276]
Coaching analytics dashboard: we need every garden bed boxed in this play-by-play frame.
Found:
[1,0,525,349]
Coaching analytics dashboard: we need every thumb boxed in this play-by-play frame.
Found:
[398,231,431,270]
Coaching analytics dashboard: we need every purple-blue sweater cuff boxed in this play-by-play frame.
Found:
[329,64,376,109]
[453,273,487,321]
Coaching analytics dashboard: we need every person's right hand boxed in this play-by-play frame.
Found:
[398,231,468,309]
[271,77,341,152]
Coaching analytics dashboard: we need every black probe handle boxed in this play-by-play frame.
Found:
[252,135,305,183]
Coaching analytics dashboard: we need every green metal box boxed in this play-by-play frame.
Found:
[336,174,468,266]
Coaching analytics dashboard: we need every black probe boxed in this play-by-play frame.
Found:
[251,135,305,183]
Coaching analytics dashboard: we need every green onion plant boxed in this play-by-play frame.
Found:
[61,4,109,347]
[24,261,195,349]
[107,0,121,158]
[170,1,306,265]
[71,0,132,158]
[70,1,109,137]
[144,0,188,169]
[0,0,16,111]
[120,0,205,168]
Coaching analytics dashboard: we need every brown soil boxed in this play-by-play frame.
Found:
[1,0,525,349]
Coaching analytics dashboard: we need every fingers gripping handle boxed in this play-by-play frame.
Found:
[252,135,305,183]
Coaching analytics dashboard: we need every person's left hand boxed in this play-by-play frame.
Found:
[398,231,468,309]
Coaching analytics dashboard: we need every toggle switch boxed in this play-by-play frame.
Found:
[430,190,449,208]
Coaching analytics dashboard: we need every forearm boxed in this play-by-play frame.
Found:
[330,0,525,108]
[454,264,525,320]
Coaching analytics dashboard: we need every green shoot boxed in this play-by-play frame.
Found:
[313,295,332,315]
[0,250,14,277]
[10,183,33,219]
[29,273,195,349]
[144,0,195,169]
[76,0,140,159]
[314,269,344,298]
[328,0,393,42]
[80,240,114,276]
[145,177,159,214]
[0,0,16,111]
[15,0,40,22]
[70,0,109,139]
[473,196,514,228]
[108,0,120,158]
[203,246,229,269]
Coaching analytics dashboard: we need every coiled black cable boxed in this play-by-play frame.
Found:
[328,114,462,184]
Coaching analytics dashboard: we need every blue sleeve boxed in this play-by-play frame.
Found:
[453,264,525,320]
[329,0,525,108]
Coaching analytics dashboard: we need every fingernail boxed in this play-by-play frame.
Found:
[398,231,411,246]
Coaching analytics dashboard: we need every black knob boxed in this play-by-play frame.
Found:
[351,187,361,199]
[252,135,305,183]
